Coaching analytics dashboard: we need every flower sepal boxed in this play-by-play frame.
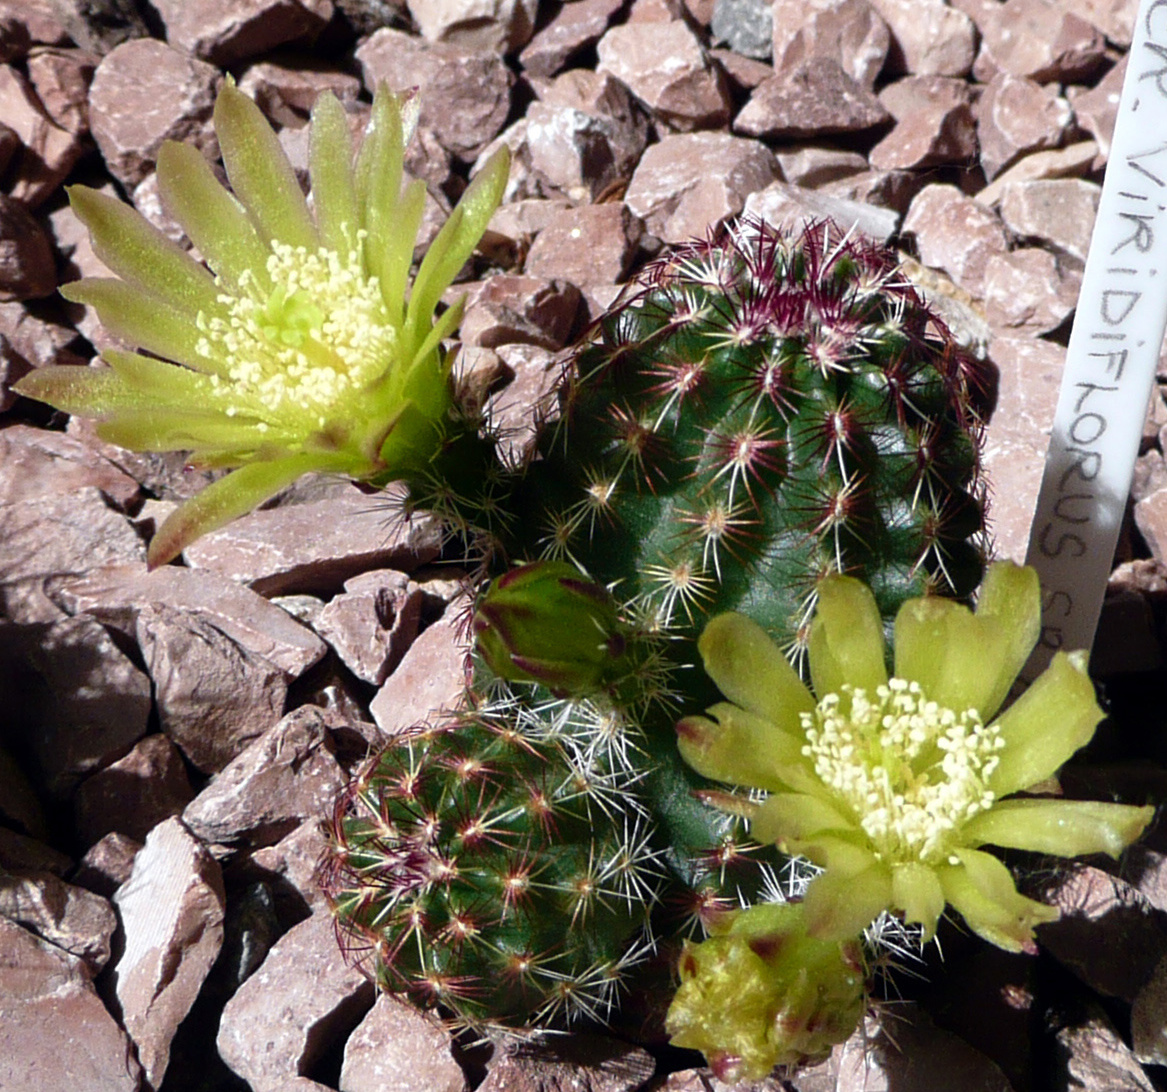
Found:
[665,901,866,1082]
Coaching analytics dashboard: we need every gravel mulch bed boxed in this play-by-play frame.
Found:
[2,0,1167,1090]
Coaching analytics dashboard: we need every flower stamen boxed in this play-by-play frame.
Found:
[801,678,1003,865]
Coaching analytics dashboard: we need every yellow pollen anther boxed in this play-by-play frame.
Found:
[800,678,1002,864]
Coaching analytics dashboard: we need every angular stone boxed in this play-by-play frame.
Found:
[868,0,977,76]
[997,178,1100,263]
[0,918,142,1092]
[182,483,442,596]
[0,827,72,877]
[625,129,778,242]
[113,818,225,1089]
[356,28,513,159]
[25,46,95,135]
[217,911,376,1092]
[340,993,467,1092]
[87,38,220,189]
[869,75,976,170]
[369,610,470,737]
[819,167,920,213]
[596,19,731,131]
[0,485,146,622]
[459,273,581,350]
[524,202,643,286]
[136,604,286,774]
[1038,865,1167,1003]
[773,0,890,88]
[1070,55,1125,166]
[38,0,147,54]
[1055,1008,1156,1092]
[1133,950,1167,1065]
[487,343,562,462]
[744,180,900,243]
[72,832,141,900]
[246,818,332,914]
[1062,0,1138,46]
[0,870,117,974]
[237,59,362,128]
[975,140,1099,207]
[735,61,891,139]
[519,0,625,78]
[712,0,774,60]
[1135,488,1167,567]
[975,73,1073,181]
[834,1006,1012,1092]
[983,248,1080,335]
[973,0,1107,83]
[0,424,140,508]
[54,562,327,677]
[710,47,775,91]
[903,183,1010,297]
[529,68,650,200]
[7,613,151,796]
[406,0,538,53]
[478,1034,655,1092]
[315,569,424,686]
[774,145,869,188]
[981,335,1064,563]
[152,0,329,66]
[0,63,84,208]
[182,706,347,849]
[73,734,193,847]
[0,194,55,301]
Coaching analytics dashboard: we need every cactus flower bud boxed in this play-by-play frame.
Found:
[666,901,866,1081]
[472,561,630,696]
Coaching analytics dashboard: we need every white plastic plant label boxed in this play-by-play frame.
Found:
[1022,0,1167,679]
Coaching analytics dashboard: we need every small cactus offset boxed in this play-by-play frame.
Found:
[321,692,665,1026]
[323,217,996,1030]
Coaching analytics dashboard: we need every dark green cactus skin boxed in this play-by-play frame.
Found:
[322,700,663,1026]
[322,218,993,1028]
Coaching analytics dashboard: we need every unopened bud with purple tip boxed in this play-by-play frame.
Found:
[472,561,630,696]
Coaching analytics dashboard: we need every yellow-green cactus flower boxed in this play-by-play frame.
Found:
[14,81,509,568]
[666,901,866,1081]
[676,562,1156,953]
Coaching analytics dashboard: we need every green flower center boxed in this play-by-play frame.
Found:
[800,678,1004,865]
[196,233,397,432]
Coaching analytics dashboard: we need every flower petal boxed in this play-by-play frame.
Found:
[156,139,271,290]
[676,703,816,794]
[939,848,1059,952]
[893,594,1009,718]
[808,573,887,699]
[309,91,360,257]
[697,613,813,729]
[60,278,216,375]
[146,454,339,568]
[891,862,945,939]
[961,798,1155,859]
[13,363,133,417]
[404,144,510,354]
[972,562,1041,720]
[750,791,855,846]
[66,185,222,317]
[214,79,317,250]
[803,861,892,940]
[357,85,414,328]
[988,650,1103,797]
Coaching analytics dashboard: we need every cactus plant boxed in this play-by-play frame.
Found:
[321,217,997,1029]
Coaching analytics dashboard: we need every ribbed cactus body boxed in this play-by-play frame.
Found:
[322,699,663,1026]
[323,218,993,1029]
[510,219,990,656]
